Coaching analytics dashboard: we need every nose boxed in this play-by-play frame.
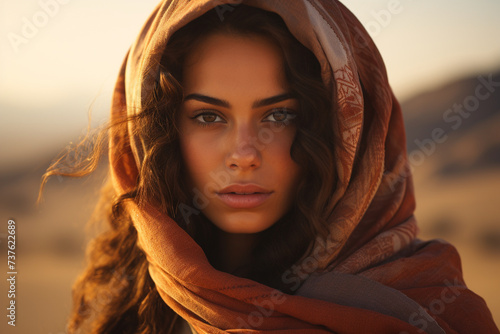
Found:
[225,124,261,171]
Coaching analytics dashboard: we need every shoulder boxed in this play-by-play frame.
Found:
[361,239,499,334]
[361,238,463,288]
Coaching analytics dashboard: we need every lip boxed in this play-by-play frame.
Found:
[217,184,273,209]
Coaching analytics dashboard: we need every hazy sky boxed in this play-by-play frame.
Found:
[1,0,500,171]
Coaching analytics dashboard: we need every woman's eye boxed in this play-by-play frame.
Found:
[193,112,224,124]
[264,108,297,123]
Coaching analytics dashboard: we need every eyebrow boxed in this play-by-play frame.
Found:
[183,92,297,109]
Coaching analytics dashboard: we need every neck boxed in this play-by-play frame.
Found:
[214,229,257,274]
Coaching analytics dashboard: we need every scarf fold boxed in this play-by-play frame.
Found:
[109,0,499,333]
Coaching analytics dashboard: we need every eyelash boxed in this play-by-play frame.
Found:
[191,108,297,128]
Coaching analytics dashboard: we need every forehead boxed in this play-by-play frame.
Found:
[182,33,289,95]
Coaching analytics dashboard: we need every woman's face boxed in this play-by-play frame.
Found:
[178,33,301,234]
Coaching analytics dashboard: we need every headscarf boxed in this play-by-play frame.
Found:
[109,0,499,333]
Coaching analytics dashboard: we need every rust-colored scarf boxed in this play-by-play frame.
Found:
[109,0,498,333]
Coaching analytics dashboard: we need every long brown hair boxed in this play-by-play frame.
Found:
[40,5,336,333]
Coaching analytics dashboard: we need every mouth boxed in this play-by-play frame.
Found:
[216,184,273,209]
[216,192,273,209]
[218,183,271,195]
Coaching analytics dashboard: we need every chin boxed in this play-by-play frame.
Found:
[210,211,278,234]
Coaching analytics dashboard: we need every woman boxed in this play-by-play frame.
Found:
[40,1,498,333]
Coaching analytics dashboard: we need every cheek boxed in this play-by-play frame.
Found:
[265,129,301,183]
[180,134,219,183]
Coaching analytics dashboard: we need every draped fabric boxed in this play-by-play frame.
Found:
[109,0,499,333]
